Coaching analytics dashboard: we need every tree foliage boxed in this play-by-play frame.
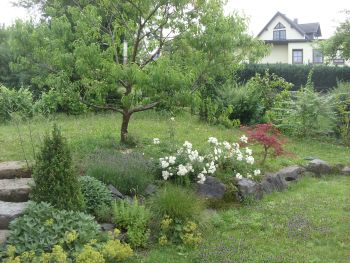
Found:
[321,10,350,61]
[12,0,268,143]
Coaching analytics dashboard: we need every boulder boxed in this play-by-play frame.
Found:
[100,223,114,232]
[276,165,305,182]
[236,178,263,200]
[0,201,28,229]
[341,166,350,175]
[144,184,157,196]
[0,161,31,179]
[306,159,332,176]
[0,178,33,202]
[108,185,124,199]
[260,173,288,194]
[197,176,226,199]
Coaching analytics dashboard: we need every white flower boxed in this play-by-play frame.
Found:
[223,141,231,150]
[246,173,252,179]
[198,156,204,163]
[170,117,175,121]
[197,173,206,184]
[254,169,261,176]
[188,150,199,161]
[183,141,192,149]
[168,156,176,164]
[237,154,243,161]
[208,161,216,174]
[236,173,242,179]
[153,138,160,144]
[162,170,170,180]
[208,137,218,145]
[245,147,252,156]
[246,156,255,165]
[232,143,240,149]
[240,135,248,144]
[202,168,208,174]
[177,164,188,176]
[161,160,170,169]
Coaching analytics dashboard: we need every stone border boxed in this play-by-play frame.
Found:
[237,159,349,200]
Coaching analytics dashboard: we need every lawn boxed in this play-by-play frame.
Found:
[134,176,350,263]
[0,112,349,171]
[1,112,350,262]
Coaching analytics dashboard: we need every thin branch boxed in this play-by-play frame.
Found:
[80,99,124,114]
[129,102,159,114]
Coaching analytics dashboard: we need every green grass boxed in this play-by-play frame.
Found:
[1,112,350,262]
[0,112,349,172]
[131,175,350,262]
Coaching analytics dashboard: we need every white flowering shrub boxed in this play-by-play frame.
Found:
[155,135,261,185]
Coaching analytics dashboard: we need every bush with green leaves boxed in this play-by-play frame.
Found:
[79,176,113,216]
[112,199,151,248]
[31,124,85,211]
[150,185,204,245]
[0,85,33,122]
[330,82,350,145]
[6,202,100,255]
[269,71,335,137]
[34,89,87,115]
[236,63,350,91]
[85,150,155,196]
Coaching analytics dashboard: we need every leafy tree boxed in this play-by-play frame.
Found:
[321,10,350,61]
[13,0,268,143]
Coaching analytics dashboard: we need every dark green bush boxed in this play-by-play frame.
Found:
[7,202,100,254]
[85,150,155,196]
[31,124,85,211]
[112,199,151,248]
[0,85,33,122]
[79,176,113,215]
[236,64,350,91]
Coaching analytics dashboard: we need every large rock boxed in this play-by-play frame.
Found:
[276,165,305,182]
[306,159,332,176]
[341,166,350,175]
[236,178,263,200]
[108,185,124,200]
[0,161,31,179]
[0,201,28,229]
[0,178,33,202]
[260,173,288,194]
[197,176,226,199]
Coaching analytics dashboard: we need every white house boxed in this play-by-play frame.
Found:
[257,11,347,65]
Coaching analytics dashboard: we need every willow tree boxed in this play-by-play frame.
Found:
[13,0,268,143]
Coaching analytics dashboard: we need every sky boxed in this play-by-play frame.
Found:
[0,0,348,38]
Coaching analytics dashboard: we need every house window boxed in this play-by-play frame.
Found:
[292,49,303,64]
[313,49,323,64]
[273,23,286,40]
[333,58,345,65]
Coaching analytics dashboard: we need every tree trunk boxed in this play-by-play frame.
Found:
[120,111,131,144]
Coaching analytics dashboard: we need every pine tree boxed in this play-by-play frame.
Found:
[31,124,85,211]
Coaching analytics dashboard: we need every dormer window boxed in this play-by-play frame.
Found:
[273,22,286,40]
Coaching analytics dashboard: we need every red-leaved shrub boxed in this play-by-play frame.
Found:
[241,123,288,164]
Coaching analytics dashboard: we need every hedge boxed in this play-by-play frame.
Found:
[235,64,350,91]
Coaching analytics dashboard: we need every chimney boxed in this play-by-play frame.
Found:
[293,18,298,24]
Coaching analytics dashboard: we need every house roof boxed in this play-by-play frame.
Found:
[257,11,322,39]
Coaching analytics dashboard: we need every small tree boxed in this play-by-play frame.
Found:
[242,123,288,164]
[31,124,85,211]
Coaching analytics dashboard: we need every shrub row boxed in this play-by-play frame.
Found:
[235,64,350,91]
